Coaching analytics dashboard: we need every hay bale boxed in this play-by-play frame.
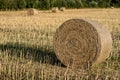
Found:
[52,7,59,13]
[60,7,65,11]
[27,8,38,15]
[111,7,114,9]
[53,19,112,69]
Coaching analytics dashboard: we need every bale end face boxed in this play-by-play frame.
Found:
[52,7,59,13]
[53,19,112,69]
[27,8,38,15]
[60,7,66,11]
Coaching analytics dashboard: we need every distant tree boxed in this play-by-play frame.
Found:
[75,0,84,8]
[25,0,35,8]
[40,0,50,9]
[81,0,88,7]
[96,0,111,8]
[33,0,40,9]
[66,0,76,8]
[89,1,98,7]
[6,0,17,10]
[51,0,57,7]
[17,0,26,9]
[0,0,5,9]
[56,0,67,8]
[0,0,120,10]
[111,0,120,7]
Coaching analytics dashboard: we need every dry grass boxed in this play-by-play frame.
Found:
[0,8,120,80]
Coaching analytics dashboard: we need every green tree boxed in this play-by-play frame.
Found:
[25,0,35,8]
[111,0,120,7]
[75,0,84,8]
[0,0,5,10]
[56,0,67,8]
[89,1,98,7]
[0,0,120,10]
[17,0,26,9]
[97,0,111,8]
[40,0,50,10]
[66,0,76,8]
[6,0,17,10]
[33,0,40,9]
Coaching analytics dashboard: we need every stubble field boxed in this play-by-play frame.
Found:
[0,8,120,80]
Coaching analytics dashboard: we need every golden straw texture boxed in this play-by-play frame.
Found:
[53,19,112,68]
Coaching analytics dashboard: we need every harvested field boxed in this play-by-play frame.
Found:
[0,8,120,80]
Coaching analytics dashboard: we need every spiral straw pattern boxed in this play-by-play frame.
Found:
[53,19,112,68]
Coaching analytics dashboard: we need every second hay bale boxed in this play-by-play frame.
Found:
[60,7,66,11]
[52,7,59,13]
[53,19,112,68]
[27,8,38,15]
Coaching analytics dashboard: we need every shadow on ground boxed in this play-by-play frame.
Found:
[0,42,65,67]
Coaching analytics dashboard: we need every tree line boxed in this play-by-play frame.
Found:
[0,0,120,10]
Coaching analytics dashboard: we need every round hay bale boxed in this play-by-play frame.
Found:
[27,8,38,15]
[52,7,59,13]
[53,19,112,69]
[60,7,65,11]
[111,7,114,9]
